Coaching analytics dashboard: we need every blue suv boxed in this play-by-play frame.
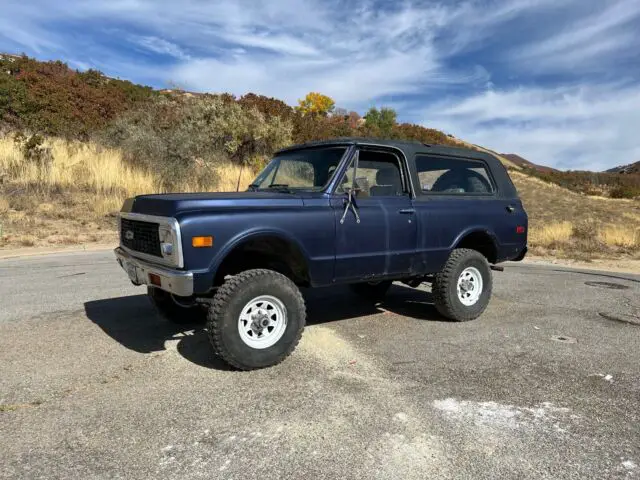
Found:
[115,138,528,370]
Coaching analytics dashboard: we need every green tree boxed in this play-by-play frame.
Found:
[363,107,397,137]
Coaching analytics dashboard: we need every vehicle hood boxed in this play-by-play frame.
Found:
[122,191,305,217]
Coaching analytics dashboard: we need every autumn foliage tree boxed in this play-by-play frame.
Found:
[295,92,335,116]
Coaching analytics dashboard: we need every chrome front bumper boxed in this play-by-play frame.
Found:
[114,247,193,297]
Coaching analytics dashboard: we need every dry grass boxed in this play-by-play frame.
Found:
[0,196,9,215]
[0,136,255,249]
[0,136,157,196]
[529,222,572,247]
[203,162,255,193]
[600,226,640,248]
[512,170,640,260]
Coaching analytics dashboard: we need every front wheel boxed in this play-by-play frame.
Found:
[207,269,306,370]
[432,249,492,321]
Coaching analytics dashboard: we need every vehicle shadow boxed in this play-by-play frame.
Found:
[84,284,443,370]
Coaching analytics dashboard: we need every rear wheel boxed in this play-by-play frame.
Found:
[432,249,492,321]
[350,280,392,302]
[207,269,306,370]
[147,286,206,325]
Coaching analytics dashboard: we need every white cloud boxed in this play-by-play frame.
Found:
[510,0,640,72]
[130,36,190,60]
[172,47,441,105]
[217,31,319,57]
[424,84,640,170]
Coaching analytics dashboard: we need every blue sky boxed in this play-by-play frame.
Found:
[2,0,640,170]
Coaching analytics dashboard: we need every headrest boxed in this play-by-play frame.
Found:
[376,167,400,187]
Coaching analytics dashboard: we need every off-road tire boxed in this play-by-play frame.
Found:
[350,280,393,302]
[432,248,492,322]
[147,287,206,324]
[207,269,306,370]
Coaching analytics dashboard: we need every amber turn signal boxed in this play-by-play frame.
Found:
[148,273,162,287]
[192,236,213,248]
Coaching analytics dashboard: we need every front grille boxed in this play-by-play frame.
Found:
[120,218,161,257]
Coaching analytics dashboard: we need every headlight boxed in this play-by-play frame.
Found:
[161,242,173,256]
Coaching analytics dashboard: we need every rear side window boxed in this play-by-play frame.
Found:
[416,155,495,195]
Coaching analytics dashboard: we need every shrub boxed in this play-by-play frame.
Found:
[520,166,640,200]
[238,93,294,121]
[101,95,293,190]
[0,55,155,139]
[610,185,640,199]
[571,219,605,253]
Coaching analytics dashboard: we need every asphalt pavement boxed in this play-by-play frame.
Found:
[1,250,639,479]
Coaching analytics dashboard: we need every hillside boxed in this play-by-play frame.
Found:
[0,54,638,260]
[606,160,640,175]
[510,171,640,260]
[500,153,558,173]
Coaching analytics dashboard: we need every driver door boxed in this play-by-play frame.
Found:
[332,148,417,282]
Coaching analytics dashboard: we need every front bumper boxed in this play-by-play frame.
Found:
[114,247,194,297]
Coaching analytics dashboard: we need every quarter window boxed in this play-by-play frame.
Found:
[416,156,494,195]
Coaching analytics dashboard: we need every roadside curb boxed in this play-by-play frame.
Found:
[0,244,114,260]
[515,257,640,276]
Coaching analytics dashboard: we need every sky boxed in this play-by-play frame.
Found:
[1,0,640,171]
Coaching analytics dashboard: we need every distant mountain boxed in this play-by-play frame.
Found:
[500,154,558,173]
[605,161,640,175]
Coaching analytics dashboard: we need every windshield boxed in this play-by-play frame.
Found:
[250,147,347,191]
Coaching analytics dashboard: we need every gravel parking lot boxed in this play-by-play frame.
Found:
[1,250,639,479]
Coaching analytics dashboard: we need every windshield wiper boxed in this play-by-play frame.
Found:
[247,183,260,191]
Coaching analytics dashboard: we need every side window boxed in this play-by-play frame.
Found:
[416,155,495,195]
[338,150,406,197]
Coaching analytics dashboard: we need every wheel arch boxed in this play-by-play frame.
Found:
[452,228,499,264]
[211,229,311,287]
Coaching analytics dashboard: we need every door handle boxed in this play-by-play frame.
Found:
[506,205,515,213]
[398,208,415,214]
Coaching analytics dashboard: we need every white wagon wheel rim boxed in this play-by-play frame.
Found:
[238,295,288,349]
[457,267,483,306]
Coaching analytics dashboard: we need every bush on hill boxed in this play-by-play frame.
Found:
[0,55,154,139]
[101,95,293,190]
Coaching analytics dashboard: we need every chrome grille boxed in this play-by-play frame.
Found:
[120,218,161,257]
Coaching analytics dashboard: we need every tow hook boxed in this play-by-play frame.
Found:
[490,265,504,272]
